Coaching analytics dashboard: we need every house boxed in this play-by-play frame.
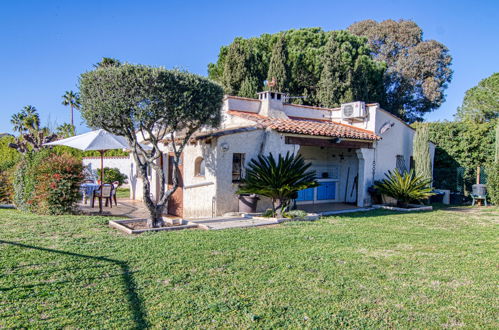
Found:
[129,90,435,218]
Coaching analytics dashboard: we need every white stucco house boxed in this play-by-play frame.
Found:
[129,90,435,219]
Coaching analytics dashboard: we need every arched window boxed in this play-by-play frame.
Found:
[194,157,205,177]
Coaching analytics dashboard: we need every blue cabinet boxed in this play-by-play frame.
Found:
[296,181,337,202]
[296,187,314,201]
[317,182,336,200]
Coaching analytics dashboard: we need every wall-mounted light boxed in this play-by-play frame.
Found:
[220,142,229,152]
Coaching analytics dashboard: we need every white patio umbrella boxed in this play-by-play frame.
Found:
[45,129,133,184]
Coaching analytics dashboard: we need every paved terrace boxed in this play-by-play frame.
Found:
[79,199,372,230]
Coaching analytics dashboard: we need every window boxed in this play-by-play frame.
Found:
[396,155,407,173]
[194,157,205,177]
[232,153,245,182]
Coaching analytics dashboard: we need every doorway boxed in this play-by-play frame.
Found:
[167,153,183,217]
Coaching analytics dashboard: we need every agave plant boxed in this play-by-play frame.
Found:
[375,169,434,208]
[237,152,318,217]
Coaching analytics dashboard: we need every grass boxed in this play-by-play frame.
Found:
[116,187,130,199]
[0,207,498,328]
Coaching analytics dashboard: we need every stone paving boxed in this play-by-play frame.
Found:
[78,199,151,219]
[80,199,373,231]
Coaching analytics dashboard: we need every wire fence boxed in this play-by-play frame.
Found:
[433,166,488,193]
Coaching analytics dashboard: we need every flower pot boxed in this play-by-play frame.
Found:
[381,194,397,206]
[238,194,259,213]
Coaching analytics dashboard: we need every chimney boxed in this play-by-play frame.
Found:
[257,91,288,118]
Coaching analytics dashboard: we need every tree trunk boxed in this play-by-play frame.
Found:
[70,105,74,128]
[146,205,165,228]
[274,199,286,218]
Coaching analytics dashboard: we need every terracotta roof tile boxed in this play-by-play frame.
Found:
[228,111,380,141]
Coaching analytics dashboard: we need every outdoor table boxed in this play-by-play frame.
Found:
[80,183,100,204]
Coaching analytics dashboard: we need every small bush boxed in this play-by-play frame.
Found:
[97,167,127,186]
[284,210,307,219]
[486,162,499,205]
[13,150,52,212]
[0,170,13,204]
[262,209,275,218]
[31,153,83,215]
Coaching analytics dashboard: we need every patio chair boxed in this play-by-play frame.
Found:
[91,184,114,209]
[111,181,120,206]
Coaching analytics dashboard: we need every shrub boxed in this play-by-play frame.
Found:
[375,170,434,208]
[97,167,127,186]
[31,153,83,215]
[284,210,307,219]
[13,149,52,212]
[0,170,13,204]
[0,135,21,171]
[486,162,499,205]
[262,209,275,218]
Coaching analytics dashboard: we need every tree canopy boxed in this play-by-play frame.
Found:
[456,72,498,123]
[209,28,385,108]
[209,24,451,123]
[348,19,453,122]
[79,64,224,227]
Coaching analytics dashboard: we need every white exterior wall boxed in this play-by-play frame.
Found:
[372,109,415,178]
[225,96,260,113]
[82,156,132,187]
[283,104,334,120]
[181,142,218,218]
[213,129,298,216]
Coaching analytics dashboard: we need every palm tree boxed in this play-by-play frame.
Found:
[56,123,75,138]
[22,105,40,131]
[237,152,318,217]
[10,112,26,134]
[61,90,80,131]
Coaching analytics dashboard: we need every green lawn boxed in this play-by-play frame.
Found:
[0,207,498,328]
[116,187,130,199]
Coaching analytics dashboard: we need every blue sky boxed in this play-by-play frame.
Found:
[0,0,497,134]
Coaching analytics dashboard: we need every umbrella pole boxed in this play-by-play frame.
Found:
[99,150,105,214]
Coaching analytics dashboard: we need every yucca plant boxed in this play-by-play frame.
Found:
[375,169,434,208]
[237,152,318,217]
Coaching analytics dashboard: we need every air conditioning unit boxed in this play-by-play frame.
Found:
[341,101,367,121]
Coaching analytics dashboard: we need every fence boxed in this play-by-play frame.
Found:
[434,166,488,193]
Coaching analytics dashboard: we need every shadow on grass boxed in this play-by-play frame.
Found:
[0,240,148,329]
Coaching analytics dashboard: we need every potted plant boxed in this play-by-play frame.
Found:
[375,170,434,208]
[237,152,318,217]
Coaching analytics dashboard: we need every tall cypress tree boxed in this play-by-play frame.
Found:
[267,34,289,92]
[222,41,252,95]
[413,124,432,185]
[495,120,499,162]
[317,34,346,107]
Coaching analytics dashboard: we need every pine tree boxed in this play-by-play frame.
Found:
[267,34,289,92]
[413,124,432,185]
